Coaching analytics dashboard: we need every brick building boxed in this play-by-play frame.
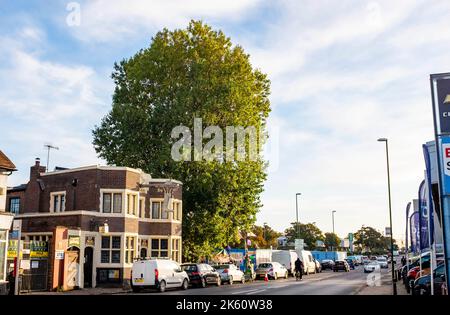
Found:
[0,150,16,294]
[6,158,182,289]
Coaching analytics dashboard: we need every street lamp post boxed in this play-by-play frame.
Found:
[331,210,337,251]
[378,138,397,295]
[295,193,301,239]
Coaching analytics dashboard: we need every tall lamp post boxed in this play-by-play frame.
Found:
[331,211,337,251]
[295,193,301,239]
[378,138,397,295]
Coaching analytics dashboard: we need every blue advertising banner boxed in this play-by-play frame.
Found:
[410,211,420,254]
[418,180,429,251]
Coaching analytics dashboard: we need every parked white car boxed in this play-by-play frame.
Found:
[376,256,388,269]
[255,262,289,280]
[364,261,380,273]
[131,259,189,292]
[213,264,245,285]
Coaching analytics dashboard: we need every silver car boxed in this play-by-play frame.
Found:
[213,264,245,285]
[255,262,288,280]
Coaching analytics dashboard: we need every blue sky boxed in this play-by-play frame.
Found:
[2,0,450,241]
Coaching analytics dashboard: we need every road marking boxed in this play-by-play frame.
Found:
[231,288,265,295]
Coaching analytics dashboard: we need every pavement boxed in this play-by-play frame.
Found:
[25,265,404,295]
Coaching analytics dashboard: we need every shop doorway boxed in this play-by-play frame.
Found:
[83,247,93,288]
[64,247,80,290]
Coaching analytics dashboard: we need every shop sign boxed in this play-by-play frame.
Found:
[55,250,64,260]
[30,241,49,258]
[7,240,18,258]
[85,236,95,247]
[68,235,81,248]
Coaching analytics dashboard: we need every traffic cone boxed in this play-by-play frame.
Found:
[264,273,268,282]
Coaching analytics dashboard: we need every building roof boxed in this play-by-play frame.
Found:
[0,150,16,171]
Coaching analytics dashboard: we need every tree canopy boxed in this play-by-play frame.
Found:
[284,222,325,250]
[92,21,271,261]
[353,226,395,254]
[324,232,341,251]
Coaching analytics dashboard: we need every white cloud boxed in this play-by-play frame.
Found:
[67,0,262,42]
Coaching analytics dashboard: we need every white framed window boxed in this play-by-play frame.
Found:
[171,238,181,262]
[150,199,165,219]
[125,236,136,264]
[100,190,123,214]
[150,238,168,258]
[172,200,182,221]
[50,191,66,212]
[126,193,138,216]
[101,235,121,264]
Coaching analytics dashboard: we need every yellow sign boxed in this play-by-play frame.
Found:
[7,240,18,259]
[30,241,49,258]
[68,236,80,248]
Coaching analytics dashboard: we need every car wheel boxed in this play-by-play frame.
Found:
[158,280,166,293]
[182,279,189,290]
[200,277,206,288]
[229,277,233,285]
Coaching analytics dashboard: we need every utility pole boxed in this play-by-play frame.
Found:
[295,193,301,239]
[44,143,59,172]
[378,138,397,295]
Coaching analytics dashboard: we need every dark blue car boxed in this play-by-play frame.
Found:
[345,259,355,270]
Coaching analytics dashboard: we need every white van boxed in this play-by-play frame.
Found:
[296,250,316,275]
[272,250,298,275]
[131,259,189,292]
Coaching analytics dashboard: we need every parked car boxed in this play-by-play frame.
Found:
[212,264,245,285]
[255,262,289,280]
[321,259,335,270]
[181,263,221,287]
[376,256,388,269]
[272,250,298,275]
[313,259,322,273]
[406,266,421,292]
[333,260,350,272]
[297,250,317,275]
[412,263,446,295]
[347,256,359,266]
[131,259,189,293]
[364,261,380,273]
[345,258,355,270]
[362,256,370,265]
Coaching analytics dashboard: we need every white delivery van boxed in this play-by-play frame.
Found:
[131,259,189,293]
[296,250,316,275]
[272,250,298,275]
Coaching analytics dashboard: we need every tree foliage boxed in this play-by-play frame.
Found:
[353,226,395,254]
[249,224,282,249]
[284,222,325,250]
[92,21,271,261]
[324,232,340,250]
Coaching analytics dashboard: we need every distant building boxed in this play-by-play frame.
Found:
[0,150,16,294]
[6,158,182,290]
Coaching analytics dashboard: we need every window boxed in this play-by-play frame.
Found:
[101,192,123,214]
[113,194,122,213]
[171,238,180,262]
[126,193,138,216]
[139,197,146,218]
[103,193,112,213]
[9,197,20,215]
[151,200,163,219]
[50,192,65,212]
[172,201,182,221]
[101,236,121,264]
[151,238,168,258]
[125,236,136,264]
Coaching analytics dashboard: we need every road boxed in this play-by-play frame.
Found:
[135,266,392,295]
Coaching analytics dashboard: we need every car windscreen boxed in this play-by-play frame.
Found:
[181,265,198,272]
[214,265,230,270]
[258,263,272,268]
